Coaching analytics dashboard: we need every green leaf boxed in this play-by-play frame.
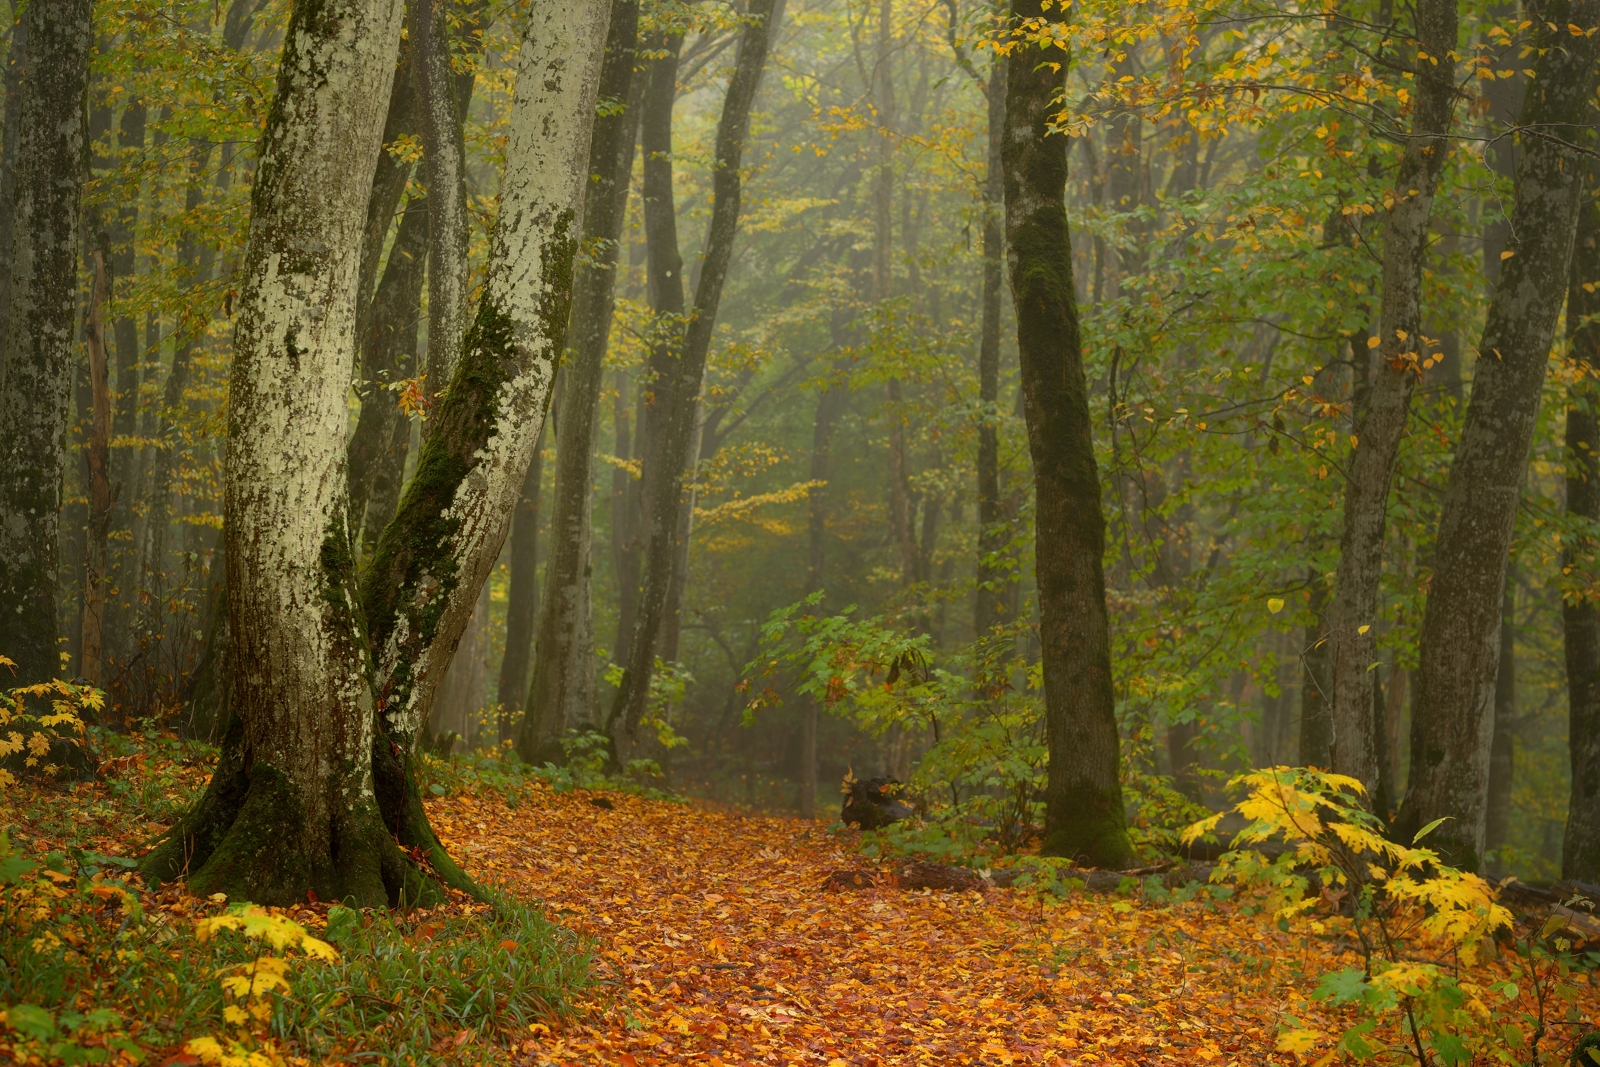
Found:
[428,783,447,796]
[4,1003,58,1040]
[1412,816,1449,844]
[324,904,361,945]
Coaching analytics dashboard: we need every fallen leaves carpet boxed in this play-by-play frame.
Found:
[430,785,1328,1066]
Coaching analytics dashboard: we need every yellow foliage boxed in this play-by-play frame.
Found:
[195,905,339,961]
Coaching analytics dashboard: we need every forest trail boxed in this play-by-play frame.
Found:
[431,784,1305,1065]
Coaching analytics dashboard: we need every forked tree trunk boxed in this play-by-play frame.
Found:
[1001,0,1128,867]
[0,0,90,686]
[141,0,609,906]
[609,0,780,743]
[519,0,642,764]
[1325,0,1458,797]
[1396,5,1600,868]
[1564,184,1600,881]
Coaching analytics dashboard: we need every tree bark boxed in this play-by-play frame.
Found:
[1325,0,1458,798]
[1299,572,1332,767]
[1396,5,1600,868]
[975,45,1009,635]
[609,0,780,743]
[348,194,429,544]
[519,0,642,764]
[1001,0,1128,867]
[0,10,26,351]
[1564,183,1600,880]
[1484,578,1515,865]
[80,245,112,687]
[0,0,90,685]
[144,0,608,906]
[497,418,544,741]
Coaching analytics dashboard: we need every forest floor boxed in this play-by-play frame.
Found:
[7,735,1600,1065]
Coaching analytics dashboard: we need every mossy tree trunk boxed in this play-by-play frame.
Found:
[1001,0,1129,868]
[520,0,643,765]
[143,0,610,908]
[1325,0,1458,798]
[610,0,780,744]
[0,0,90,686]
[1396,3,1600,869]
[1564,181,1600,881]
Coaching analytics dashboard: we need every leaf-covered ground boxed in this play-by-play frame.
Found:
[434,784,1359,1066]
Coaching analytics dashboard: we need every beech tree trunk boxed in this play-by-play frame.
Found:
[1001,0,1128,867]
[974,47,1009,635]
[105,96,146,665]
[1564,184,1600,880]
[1325,0,1457,797]
[497,419,544,741]
[519,0,642,764]
[1396,5,1600,868]
[610,0,780,742]
[0,0,90,686]
[80,247,112,686]
[1484,579,1515,865]
[141,0,609,906]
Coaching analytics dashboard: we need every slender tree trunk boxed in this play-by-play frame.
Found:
[1484,578,1515,865]
[1325,0,1458,798]
[144,0,608,906]
[0,10,26,349]
[412,0,473,394]
[80,246,112,686]
[1564,183,1600,880]
[497,418,544,741]
[610,0,780,742]
[1001,0,1128,867]
[348,195,429,542]
[1299,572,1332,767]
[0,0,90,686]
[975,47,1009,635]
[612,367,640,665]
[1396,5,1600,868]
[352,43,416,355]
[519,0,642,764]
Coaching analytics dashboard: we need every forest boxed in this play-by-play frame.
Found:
[6,0,1600,1061]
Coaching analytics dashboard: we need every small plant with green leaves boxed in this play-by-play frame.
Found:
[1184,767,1515,1063]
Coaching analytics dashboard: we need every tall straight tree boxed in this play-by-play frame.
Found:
[1564,181,1600,881]
[1395,3,1600,867]
[519,0,642,764]
[610,0,781,744]
[972,34,1010,635]
[141,0,610,905]
[1324,0,1458,799]
[0,0,91,685]
[1001,0,1128,866]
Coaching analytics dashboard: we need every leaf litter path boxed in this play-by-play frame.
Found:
[430,784,1322,1066]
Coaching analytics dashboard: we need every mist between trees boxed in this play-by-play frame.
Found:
[3,0,1600,891]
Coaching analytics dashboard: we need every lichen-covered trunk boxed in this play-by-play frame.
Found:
[361,0,608,885]
[974,51,1009,636]
[497,418,544,740]
[0,0,89,686]
[1564,187,1600,881]
[348,194,428,544]
[1325,0,1458,797]
[0,12,26,349]
[140,0,412,908]
[610,0,779,743]
[1001,0,1127,867]
[1396,4,1600,868]
[80,248,112,687]
[520,0,642,764]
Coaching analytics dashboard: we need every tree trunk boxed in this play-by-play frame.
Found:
[610,0,780,743]
[799,355,848,819]
[612,367,641,665]
[519,0,642,764]
[348,194,429,544]
[497,419,544,741]
[1001,0,1128,867]
[412,0,474,395]
[1484,578,1515,866]
[80,246,112,686]
[0,0,90,686]
[1325,0,1458,798]
[1299,572,1332,767]
[1564,183,1600,880]
[0,10,26,350]
[141,0,610,907]
[1396,6,1600,868]
[352,42,416,358]
[974,46,1009,635]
